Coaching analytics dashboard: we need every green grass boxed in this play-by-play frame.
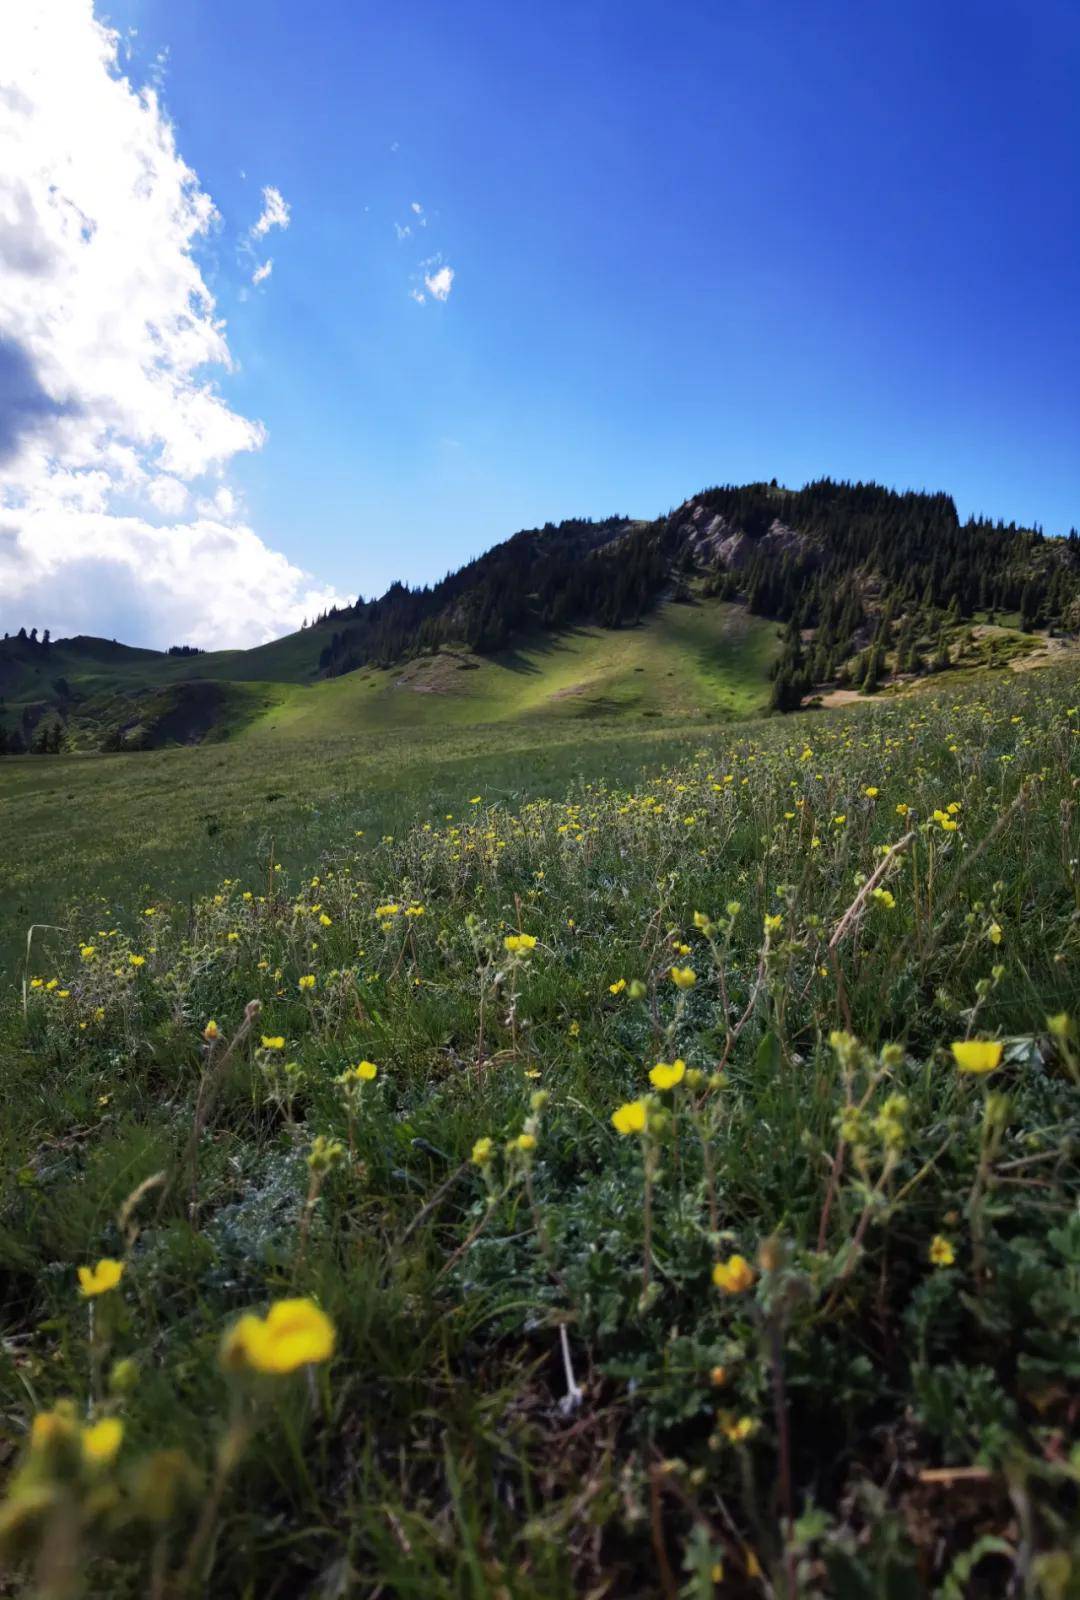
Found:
[0,715,731,974]
[1,664,1078,1596]
[243,602,777,740]
[1,598,779,753]
[0,599,780,968]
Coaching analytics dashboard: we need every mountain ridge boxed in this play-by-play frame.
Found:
[3,475,1077,751]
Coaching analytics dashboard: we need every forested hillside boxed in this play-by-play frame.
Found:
[310,477,1080,696]
[3,476,1078,752]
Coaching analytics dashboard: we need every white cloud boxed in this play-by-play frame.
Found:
[147,475,189,515]
[411,201,423,214]
[424,264,455,302]
[0,0,344,648]
[394,221,411,241]
[251,183,290,238]
[252,258,273,285]
[0,510,343,650]
[409,288,426,304]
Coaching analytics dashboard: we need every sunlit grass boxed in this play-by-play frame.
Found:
[1,665,1078,1596]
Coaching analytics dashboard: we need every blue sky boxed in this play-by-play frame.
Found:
[6,1,1079,645]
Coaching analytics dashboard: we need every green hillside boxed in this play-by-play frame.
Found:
[243,600,780,740]
[0,599,781,751]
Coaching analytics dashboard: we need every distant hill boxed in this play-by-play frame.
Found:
[2,477,1077,752]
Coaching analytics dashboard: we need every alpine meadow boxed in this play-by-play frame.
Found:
[2,4,1080,1599]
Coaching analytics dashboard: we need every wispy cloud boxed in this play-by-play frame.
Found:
[251,184,290,238]
[252,258,273,285]
[424,264,454,302]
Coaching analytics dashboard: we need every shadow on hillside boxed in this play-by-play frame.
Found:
[492,624,611,676]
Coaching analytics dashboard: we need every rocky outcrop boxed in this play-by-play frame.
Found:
[672,498,817,571]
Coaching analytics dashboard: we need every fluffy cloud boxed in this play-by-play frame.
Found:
[0,2,341,647]
[251,184,290,239]
[252,258,273,285]
[0,510,342,650]
[424,264,455,302]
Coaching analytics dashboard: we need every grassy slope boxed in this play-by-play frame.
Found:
[0,599,777,749]
[241,601,779,740]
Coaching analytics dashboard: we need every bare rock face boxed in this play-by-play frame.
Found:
[673,497,816,571]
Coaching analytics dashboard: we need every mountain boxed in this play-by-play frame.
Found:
[2,477,1077,752]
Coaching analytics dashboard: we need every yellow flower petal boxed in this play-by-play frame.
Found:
[611,1099,648,1135]
[77,1258,124,1298]
[950,1040,1003,1074]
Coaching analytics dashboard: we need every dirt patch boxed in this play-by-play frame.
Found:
[392,651,483,694]
[816,687,864,708]
[1010,636,1078,673]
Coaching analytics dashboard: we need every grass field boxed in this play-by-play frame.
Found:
[1,662,1079,1597]
[0,599,779,969]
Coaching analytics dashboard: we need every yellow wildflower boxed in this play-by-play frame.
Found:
[82,1417,124,1465]
[77,1258,125,1297]
[504,933,537,955]
[31,1403,79,1455]
[611,1099,648,1135]
[261,1035,286,1051]
[298,974,316,991]
[220,1298,335,1375]
[670,966,696,990]
[929,1235,955,1267]
[649,1059,686,1091]
[471,1137,493,1166]
[951,1039,1003,1074]
[712,1254,755,1294]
